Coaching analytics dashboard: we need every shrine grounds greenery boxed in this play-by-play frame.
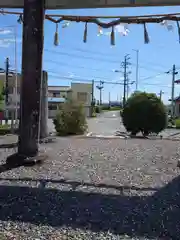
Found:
[53,100,87,136]
[121,91,167,136]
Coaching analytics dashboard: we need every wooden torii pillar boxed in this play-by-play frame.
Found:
[7,0,45,165]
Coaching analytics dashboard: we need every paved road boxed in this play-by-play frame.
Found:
[47,110,123,136]
[48,111,180,137]
[3,112,180,138]
[87,110,124,136]
[87,111,180,138]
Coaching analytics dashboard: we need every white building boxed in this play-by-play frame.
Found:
[48,83,92,118]
[0,73,93,118]
[0,72,21,119]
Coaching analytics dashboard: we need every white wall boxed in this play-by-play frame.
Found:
[71,82,92,106]
[48,90,69,98]
[175,102,180,117]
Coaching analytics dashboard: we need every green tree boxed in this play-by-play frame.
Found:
[121,91,167,136]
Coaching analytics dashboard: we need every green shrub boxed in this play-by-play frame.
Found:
[109,106,121,111]
[167,116,175,128]
[53,100,87,136]
[0,124,18,135]
[95,106,101,113]
[121,91,167,136]
[101,105,110,111]
[175,119,180,129]
[92,112,97,118]
[0,124,10,129]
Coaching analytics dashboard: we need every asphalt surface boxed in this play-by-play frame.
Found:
[87,111,180,138]
[47,110,124,136]
[3,111,180,138]
[87,110,125,136]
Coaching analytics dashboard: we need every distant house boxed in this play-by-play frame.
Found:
[0,72,92,119]
[173,96,180,117]
[48,83,92,118]
[48,97,66,118]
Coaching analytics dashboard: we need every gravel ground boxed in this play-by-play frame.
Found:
[0,137,180,239]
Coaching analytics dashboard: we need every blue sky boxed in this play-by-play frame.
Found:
[0,6,180,103]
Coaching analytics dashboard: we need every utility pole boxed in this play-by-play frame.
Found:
[159,90,164,101]
[96,81,104,105]
[171,64,178,118]
[109,92,111,108]
[91,79,94,117]
[133,49,139,91]
[136,50,139,91]
[123,56,127,108]
[5,57,9,124]
[126,75,130,99]
[122,54,131,107]
[171,65,175,118]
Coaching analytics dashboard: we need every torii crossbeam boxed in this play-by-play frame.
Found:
[0,0,180,9]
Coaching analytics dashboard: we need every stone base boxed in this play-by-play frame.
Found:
[6,152,47,167]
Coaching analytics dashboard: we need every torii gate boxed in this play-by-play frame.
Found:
[2,0,180,165]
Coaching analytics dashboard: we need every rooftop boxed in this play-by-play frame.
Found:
[173,96,180,101]
[48,86,71,91]
[48,97,66,103]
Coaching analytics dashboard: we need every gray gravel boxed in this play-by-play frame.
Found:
[0,137,180,239]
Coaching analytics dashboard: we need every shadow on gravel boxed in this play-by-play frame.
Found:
[0,175,180,239]
[0,163,22,174]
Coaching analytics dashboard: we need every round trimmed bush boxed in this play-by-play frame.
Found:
[121,91,167,136]
[53,100,88,136]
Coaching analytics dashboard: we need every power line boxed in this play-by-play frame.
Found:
[48,74,174,91]
[46,44,172,71]
[50,44,117,58]
[139,60,170,70]
[44,49,119,64]
[121,54,131,106]
[139,67,180,83]
[45,49,166,74]
[48,74,125,85]
[47,70,123,82]
[139,72,168,82]
[45,62,120,74]
[131,63,166,73]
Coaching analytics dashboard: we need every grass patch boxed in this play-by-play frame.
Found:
[175,119,180,129]
[102,106,121,111]
[0,124,10,129]
[0,124,18,135]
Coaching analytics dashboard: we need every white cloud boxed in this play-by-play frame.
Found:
[0,29,12,35]
[0,38,22,48]
[0,39,10,48]
[64,72,76,78]
[3,38,21,43]
[0,44,10,48]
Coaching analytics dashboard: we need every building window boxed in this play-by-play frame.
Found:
[77,92,87,102]
[48,104,57,110]
[52,92,60,98]
[8,86,13,94]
